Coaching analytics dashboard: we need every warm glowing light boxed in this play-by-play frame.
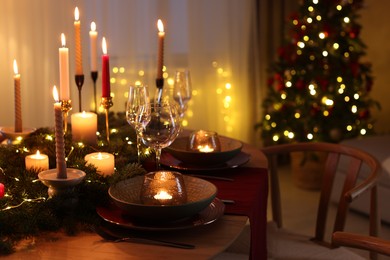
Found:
[287,132,294,139]
[319,32,326,39]
[294,112,301,118]
[316,15,322,21]
[308,6,314,12]
[13,59,18,74]
[336,5,342,11]
[119,67,125,73]
[297,41,305,48]
[157,19,164,33]
[91,21,96,31]
[74,7,79,21]
[360,129,367,135]
[216,88,223,94]
[102,37,107,54]
[333,43,339,49]
[285,81,292,87]
[313,0,318,4]
[322,51,328,57]
[271,122,276,128]
[281,93,287,99]
[225,83,231,89]
[293,19,298,25]
[138,70,145,76]
[307,133,313,140]
[307,17,313,23]
[354,94,360,100]
[112,67,119,73]
[351,105,357,113]
[154,190,172,200]
[272,135,279,142]
[344,17,350,23]
[347,125,352,131]
[61,33,66,47]
[344,52,350,58]
[337,76,343,82]
[345,96,350,102]
[265,114,271,120]
[52,86,59,101]
[323,111,329,116]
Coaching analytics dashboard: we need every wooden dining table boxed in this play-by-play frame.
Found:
[4,139,268,260]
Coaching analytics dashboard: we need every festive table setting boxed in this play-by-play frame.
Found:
[0,6,269,260]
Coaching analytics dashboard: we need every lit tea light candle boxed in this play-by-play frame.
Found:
[71,111,97,145]
[197,145,214,153]
[189,130,221,153]
[141,171,187,206]
[154,190,173,200]
[84,152,115,176]
[25,150,49,171]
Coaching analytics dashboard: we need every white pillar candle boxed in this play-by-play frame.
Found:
[25,150,49,171]
[85,152,115,176]
[71,111,97,145]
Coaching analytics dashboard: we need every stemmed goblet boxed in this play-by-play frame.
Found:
[173,70,192,118]
[140,102,181,169]
[126,84,150,163]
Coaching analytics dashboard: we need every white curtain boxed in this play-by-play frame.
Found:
[0,0,264,143]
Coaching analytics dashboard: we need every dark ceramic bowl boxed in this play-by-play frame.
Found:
[108,174,217,221]
[165,136,243,165]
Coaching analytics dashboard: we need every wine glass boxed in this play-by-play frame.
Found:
[173,70,192,118]
[126,84,150,163]
[140,102,181,169]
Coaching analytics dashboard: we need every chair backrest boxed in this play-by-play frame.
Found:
[262,142,380,248]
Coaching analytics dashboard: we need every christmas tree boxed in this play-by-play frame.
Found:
[259,0,380,144]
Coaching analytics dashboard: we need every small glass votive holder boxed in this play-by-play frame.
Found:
[188,130,221,153]
[140,171,187,206]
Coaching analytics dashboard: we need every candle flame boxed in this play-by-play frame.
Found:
[36,150,41,156]
[91,21,96,31]
[157,19,164,33]
[13,59,18,75]
[102,37,107,54]
[97,152,102,159]
[154,190,172,200]
[74,7,79,21]
[52,85,59,102]
[61,33,66,47]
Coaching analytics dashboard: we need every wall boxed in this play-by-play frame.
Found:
[360,0,390,134]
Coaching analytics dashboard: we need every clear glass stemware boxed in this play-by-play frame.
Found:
[140,102,181,169]
[173,70,192,118]
[126,84,150,163]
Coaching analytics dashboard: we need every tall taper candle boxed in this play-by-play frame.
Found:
[89,22,98,72]
[53,86,67,179]
[59,33,70,100]
[13,59,22,133]
[101,37,110,97]
[74,7,83,75]
[157,19,165,79]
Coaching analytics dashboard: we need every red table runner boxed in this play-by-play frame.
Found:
[205,167,268,260]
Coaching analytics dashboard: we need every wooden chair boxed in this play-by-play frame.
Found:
[262,142,380,259]
[332,232,390,258]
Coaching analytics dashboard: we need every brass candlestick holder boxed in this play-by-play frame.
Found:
[101,96,113,143]
[91,71,98,113]
[75,74,84,112]
[61,100,72,133]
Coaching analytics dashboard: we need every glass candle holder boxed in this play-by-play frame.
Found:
[188,130,221,153]
[141,171,187,206]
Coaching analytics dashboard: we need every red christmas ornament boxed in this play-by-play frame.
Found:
[359,109,370,119]
[0,183,4,199]
[296,79,305,90]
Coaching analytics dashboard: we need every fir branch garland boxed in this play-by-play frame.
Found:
[0,112,147,255]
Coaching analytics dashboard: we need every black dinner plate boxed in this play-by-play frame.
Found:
[160,151,250,171]
[96,198,225,231]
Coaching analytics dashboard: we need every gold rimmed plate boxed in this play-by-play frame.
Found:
[96,198,225,231]
[161,151,250,171]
